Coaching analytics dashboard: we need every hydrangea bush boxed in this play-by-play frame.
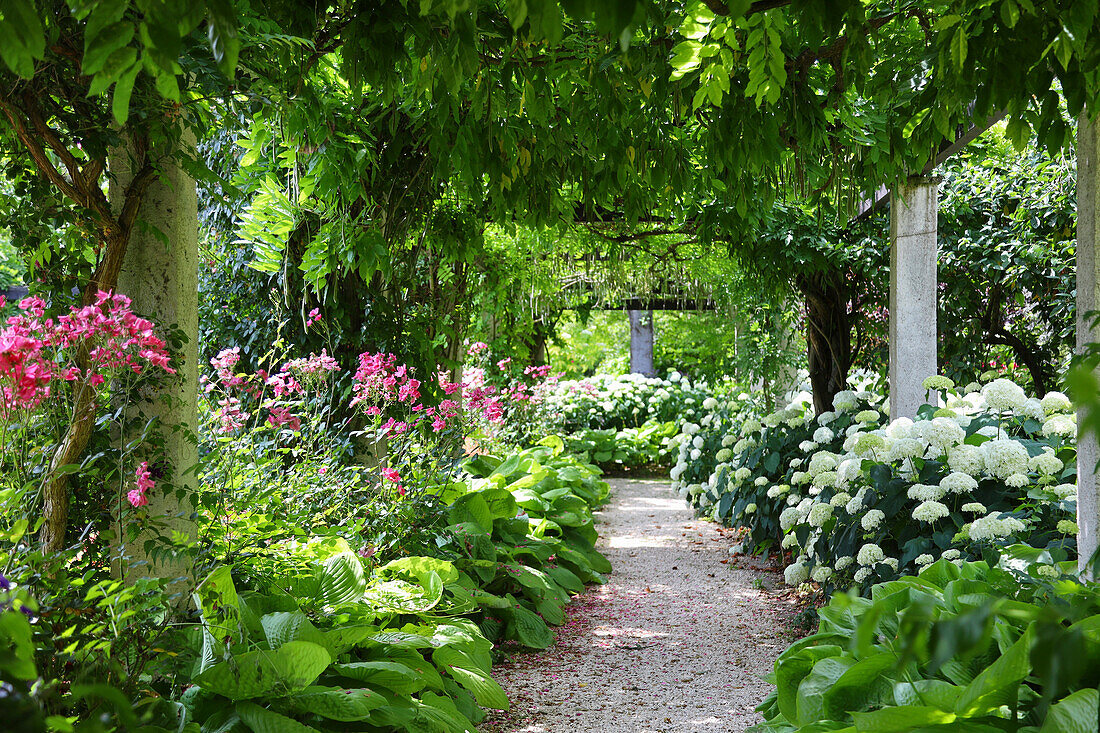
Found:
[670,375,1078,592]
[546,372,723,432]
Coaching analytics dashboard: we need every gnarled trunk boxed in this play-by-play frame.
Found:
[799,272,852,415]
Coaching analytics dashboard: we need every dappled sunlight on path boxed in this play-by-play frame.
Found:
[480,478,801,733]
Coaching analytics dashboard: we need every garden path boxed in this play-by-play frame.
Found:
[480,477,802,733]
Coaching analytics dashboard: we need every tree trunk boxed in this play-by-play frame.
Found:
[799,272,852,415]
[629,309,655,376]
[112,128,199,583]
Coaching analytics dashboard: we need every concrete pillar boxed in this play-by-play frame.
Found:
[113,129,199,586]
[889,177,939,420]
[1077,110,1100,573]
[629,309,655,376]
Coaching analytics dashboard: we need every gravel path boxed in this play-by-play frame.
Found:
[480,477,802,733]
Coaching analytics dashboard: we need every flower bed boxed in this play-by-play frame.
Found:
[670,376,1078,591]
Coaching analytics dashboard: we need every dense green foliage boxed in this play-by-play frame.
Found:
[754,548,1100,732]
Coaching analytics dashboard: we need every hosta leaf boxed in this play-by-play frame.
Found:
[329,661,426,695]
[364,575,444,614]
[432,646,509,710]
[193,641,330,700]
[1039,688,1099,733]
[284,685,385,721]
[235,701,318,733]
[261,612,326,650]
[509,604,553,649]
[317,551,368,606]
[954,624,1033,717]
[851,704,956,730]
[194,566,242,672]
[381,556,460,585]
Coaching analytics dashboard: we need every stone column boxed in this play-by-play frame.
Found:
[889,177,939,420]
[1077,110,1100,574]
[113,129,199,586]
[629,309,655,376]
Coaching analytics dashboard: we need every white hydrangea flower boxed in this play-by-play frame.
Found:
[808,503,833,527]
[833,391,859,412]
[962,502,986,514]
[1036,565,1060,579]
[744,503,757,514]
[923,418,966,453]
[733,438,750,452]
[715,448,732,463]
[734,467,752,482]
[812,566,833,583]
[1019,398,1045,422]
[853,567,872,583]
[813,427,835,444]
[790,458,803,468]
[912,500,950,523]
[1028,452,1063,476]
[1057,519,1079,534]
[763,412,783,428]
[799,440,819,452]
[1005,472,1029,488]
[784,560,810,586]
[835,556,854,571]
[886,417,915,440]
[845,491,867,515]
[854,433,886,456]
[818,410,838,425]
[1053,483,1077,499]
[890,438,926,462]
[754,476,769,487]
[854,410,880,424]
[982,378,1028,413]
[947,444,985,476]
[881,557,899,571]
[845,423,863,437]
[703,397,718,410]
[983,438,1029,479]
[908,484,947,501]
[691,435,704,449]
[781,533,799,549]
[812,471,838,489]
[964,382,982,394]
[915,553,935,566]
[857,543,885,566]
[779,507,801,531]
[942,549,961,560]
[682,422,700,435]
[787,493,802,506]
[922,375,955,391]
[767,484,790,498]
[837,458,862,486]
[1041,392,1073,415]
[861,509,886,531]
[940,472,979,494]
[968,513,1026,541]
[690,449,702,461]
[721,434,736,447]
[1042,414,1077,438]
[830,491,852,507]
[808,453,838,477]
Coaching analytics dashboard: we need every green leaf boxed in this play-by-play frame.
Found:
[851,705,957,730]
[317,551,368,606]
[235,701,318,732]
[1039,688,1099,733]
[194,566,241,672]
[111,61,141,125]
[950,26,968,74]
[82,20,135,75]
[509,604,554,649]
[954,624,1033,717]
[285,685,386,722]
[432,645,509,710]
[330,661,427,695]
[193,641,331,700]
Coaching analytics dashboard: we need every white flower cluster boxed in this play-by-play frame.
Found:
[968,512,1026,541]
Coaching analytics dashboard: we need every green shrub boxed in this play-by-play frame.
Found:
[753,546,1100,732]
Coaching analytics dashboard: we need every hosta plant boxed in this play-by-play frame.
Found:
[753,545,1100,732]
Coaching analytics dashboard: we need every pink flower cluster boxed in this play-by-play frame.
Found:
[352,352,473,436]
[0,291,174,417]
[380,466,405,496]
[128,461,154,507]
